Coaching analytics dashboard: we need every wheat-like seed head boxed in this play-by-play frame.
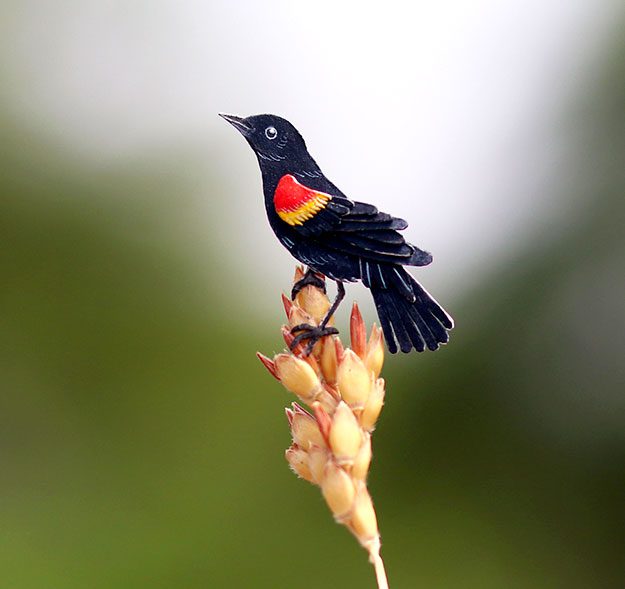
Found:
[257,267,389,588]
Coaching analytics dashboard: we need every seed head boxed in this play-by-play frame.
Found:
[258,267,390,589]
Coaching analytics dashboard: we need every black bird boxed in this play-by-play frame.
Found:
[220,113,453,354]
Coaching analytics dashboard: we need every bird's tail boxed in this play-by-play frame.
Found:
[363,262,454,353]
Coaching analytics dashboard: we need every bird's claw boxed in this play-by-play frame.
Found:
[289,323,339,356]
[291,269,326,300]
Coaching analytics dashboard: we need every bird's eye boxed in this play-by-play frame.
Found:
[265,126,278,140]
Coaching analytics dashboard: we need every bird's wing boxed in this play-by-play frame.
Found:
[274,174,432,266]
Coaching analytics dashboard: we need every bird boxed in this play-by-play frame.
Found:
[220,113,453,354]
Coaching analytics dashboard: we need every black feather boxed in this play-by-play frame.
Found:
[368,265,452,353]
[372,290,398,353]
[339,218,408,231]
[349,202,378,216]
[336,234,414,257]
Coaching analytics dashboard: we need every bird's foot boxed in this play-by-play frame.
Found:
[290,323,339,356]
[291,269,326,300]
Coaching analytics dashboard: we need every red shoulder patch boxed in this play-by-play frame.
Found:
[274,175,331,226]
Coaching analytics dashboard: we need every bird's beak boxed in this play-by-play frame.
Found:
[219,113,254,137]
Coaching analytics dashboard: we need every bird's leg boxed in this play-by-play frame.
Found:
[290,281,345,355]
[290,325,340,355]
[291,267,326,300]
[320,280,345,329]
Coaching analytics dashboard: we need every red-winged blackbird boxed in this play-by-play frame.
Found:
[220,113,454,354]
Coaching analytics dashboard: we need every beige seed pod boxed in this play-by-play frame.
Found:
[285,446,314,483]
[350,486,379,545]
[336,349,372,410]
[360,378,385,432]
[274,354,322,403]
[364,324,385,379]
[307,446,330,485]
[321,462,355,521]
[350,302,367,359]
[315,387,339,413]
[295,286,331,325]
[351,433,372,481]
[290,413,327,450]
[329,401,363,465]
[320,336,338,384]
[288,305,316,329]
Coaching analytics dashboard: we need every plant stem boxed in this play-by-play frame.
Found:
[369,544,389,589]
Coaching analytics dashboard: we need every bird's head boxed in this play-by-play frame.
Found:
[219,113,312,169]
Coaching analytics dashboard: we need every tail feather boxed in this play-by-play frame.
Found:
[368,264,453,354]
[385,291,416,353]
[407,304,439,350]
[373,292,400,354]
[412,280,454,330]
[400,306,427,352]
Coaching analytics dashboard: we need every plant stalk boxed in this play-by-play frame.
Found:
[369,543,389,589]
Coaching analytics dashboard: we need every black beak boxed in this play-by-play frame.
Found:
[219,113,254,137]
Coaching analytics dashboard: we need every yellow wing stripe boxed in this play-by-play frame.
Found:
[277,192,331,226]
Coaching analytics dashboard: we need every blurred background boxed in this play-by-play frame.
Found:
[1,1,624,587]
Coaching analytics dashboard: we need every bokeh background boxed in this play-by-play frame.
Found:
[1,1,624,587]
